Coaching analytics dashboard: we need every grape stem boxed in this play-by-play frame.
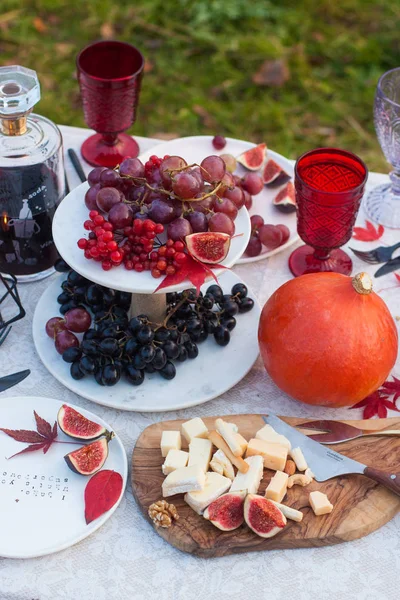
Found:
[120,175,224,205]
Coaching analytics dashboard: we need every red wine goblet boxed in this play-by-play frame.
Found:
[77,40,144,168]
[289,148,368,277]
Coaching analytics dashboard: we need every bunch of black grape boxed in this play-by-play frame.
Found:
[56,265,254,387]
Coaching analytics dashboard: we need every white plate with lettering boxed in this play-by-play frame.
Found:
[0,396,127,558]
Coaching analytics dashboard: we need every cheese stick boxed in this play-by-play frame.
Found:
[215,418,242,457]
[270,501,303,523]
[208,430,249,473]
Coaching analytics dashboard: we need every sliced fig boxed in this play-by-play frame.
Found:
[58,404,108,441]
[262,159,291,188]
[237,143,267,171]
[64,434,113,476]
[186,232,231,264]
[203,490,246,531]
[244,494,286,538]
[273,182,296,213]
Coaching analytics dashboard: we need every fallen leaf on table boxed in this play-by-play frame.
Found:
[154,254,219,294]
[84,470,123,524]
[352,220,384,241]
[350,391,399,419]
[0,410,57,458]
[395,273,400,283]
[381,376,400,405]
[252,59,290,87]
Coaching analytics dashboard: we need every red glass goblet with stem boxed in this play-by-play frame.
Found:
[77,40,144,168]
[289,148,368,277]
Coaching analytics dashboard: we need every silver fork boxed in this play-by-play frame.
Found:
[349,241,400,264]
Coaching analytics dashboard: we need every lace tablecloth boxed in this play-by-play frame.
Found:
[0,126,399,600]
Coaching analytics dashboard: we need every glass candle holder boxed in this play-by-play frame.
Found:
[289,148,368,277]
[77,40,144,168]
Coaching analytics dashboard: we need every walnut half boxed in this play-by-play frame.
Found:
[148,500,179,528]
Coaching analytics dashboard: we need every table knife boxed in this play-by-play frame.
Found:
[0,369,30,392]
[263,414,400,497]
[374,256,400,278]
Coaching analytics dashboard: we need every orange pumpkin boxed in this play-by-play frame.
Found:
[258,272,398,407]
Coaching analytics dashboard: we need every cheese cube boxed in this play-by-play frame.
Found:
[181,417,208,444]
[160,430,181,457]
[215,418,242,456]
[235,433,248,456]
[290,447,308,472]
[309,491,333,516]
[265,470,289,503]
[162,449,189,475]
[184,472,231,514]
[210,449,235,480]
[188,438,212,472]
[162,465,206,497]
[230,455,263,495]
[255,424,291,451]
[246,439,287,471]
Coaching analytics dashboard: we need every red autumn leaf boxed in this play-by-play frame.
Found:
[350,388,400,419]
[352,220,384,242]
[381,376,400,404]
[34,410,56,439]
[1,411,59,458]
[395,273,400,283]
[154,254,223,294]
[8,442,49,459]
[0,428,46,443]
[84,470,123,524]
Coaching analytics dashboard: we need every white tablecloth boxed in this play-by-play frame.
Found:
[0,126,399,600]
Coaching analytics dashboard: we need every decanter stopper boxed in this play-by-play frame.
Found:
[0,65,40,135]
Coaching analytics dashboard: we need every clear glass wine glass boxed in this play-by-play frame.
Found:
[364,67,400,228]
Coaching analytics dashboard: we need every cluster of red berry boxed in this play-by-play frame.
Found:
[149,239,187,278]
[144,154,170,180]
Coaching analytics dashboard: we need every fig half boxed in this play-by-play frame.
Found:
[237,143,266,171]
[262,159,291,188]
[273,182,297,213]
[186,232,231,264]
[58,404,108,441]
[244,494,286,538]
[203,490,246,531]
[64,434,113,476]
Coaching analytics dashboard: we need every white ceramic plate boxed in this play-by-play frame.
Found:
[32,271,260,412]
[52,141,251,293]
[0,396,127,558]
[139,136,299,264]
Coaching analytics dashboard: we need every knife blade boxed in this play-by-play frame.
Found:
[0,369,30,392]
[374,256,400,278]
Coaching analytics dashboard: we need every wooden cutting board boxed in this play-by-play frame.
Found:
[131,414,400,557]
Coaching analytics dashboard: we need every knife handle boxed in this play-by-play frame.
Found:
[364,467,400,497]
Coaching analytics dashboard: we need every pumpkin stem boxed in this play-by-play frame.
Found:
[352,272,373,295]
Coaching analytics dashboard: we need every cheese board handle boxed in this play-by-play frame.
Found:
[364,467,400,497]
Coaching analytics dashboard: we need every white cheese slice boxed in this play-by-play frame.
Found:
[309,491,333,516]
[209,448,235,480]
[160,430,181,457]
[265,470,289,503]
[188,438,212,472]
[215,418,242,456]
[162,465,206,497]
[162,449,189,475]
[290,447,308,472]
[270,501,303,523]
[230,455,263,495]
[184,472,231,514]
[181,417,209,444]
[255,424,291,451]
[246,438,288,471]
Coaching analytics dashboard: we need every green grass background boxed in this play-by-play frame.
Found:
[1,0,399,171]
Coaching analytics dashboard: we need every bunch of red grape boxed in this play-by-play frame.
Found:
[245,215,290,257]
[45,307,92,355]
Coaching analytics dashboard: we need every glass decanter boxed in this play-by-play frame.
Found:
[0,65,65,281]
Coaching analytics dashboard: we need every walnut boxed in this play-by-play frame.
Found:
[148,500,179,528]
[284,459,296,476]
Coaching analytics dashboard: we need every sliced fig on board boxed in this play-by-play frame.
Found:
[58,404,108,441]
[273,182,297,213]
[203,490,246,531]
[64,434,113,476]
[262,159,291,188]
[244,494,286,538]
[237,143,267,171]
[186,232,231,264]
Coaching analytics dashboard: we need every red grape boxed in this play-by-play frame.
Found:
[245,236,262,257]
[167,217,193,241]
[241,173,264,195]
[120,157,145,179]
[220,153,237,173]
[193,194,214,214]
[45,317,66,339]
[160,156,187,188]
[224,186,245,209]
[64,308,91,333]
[186,211,208,232]
[148,199,176,224]
[108,203,134,229]
[172,171,202,199]
[243,190,252,210]
[100,169,121,188]
[146,167,162,185]
[190,167,205,192]
[85,184,101,211]
[88,167,106,186]
[213,197,238,220]
[200,155,226,183]
[258,224,283,249]
[96,187,121,213]
[208,213,235,236]
[55,330,79,355]
[276,224,290,244]
[212,135,227,150]
[250,215,264,230]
